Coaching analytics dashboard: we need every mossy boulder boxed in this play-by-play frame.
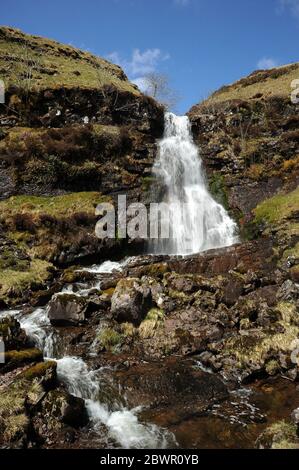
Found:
[0,360,57,447]
[0,348,43,373]
[256,421,299,449]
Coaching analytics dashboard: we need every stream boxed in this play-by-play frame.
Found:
[0,258,176,449]
[1,257,299,449]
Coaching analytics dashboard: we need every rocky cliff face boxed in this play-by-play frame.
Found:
[0,27,163,305]
[188,64,299,222]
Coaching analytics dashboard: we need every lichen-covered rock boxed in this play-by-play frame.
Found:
[35,389,88,429]
[111,278,152,325]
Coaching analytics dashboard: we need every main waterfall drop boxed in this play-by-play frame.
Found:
[151,113,238,255]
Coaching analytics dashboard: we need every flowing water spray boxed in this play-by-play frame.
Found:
[151,113,238,255]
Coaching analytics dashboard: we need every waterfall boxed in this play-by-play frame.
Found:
[151,112,238,255]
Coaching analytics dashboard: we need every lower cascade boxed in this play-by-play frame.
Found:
[0,260,175,450]
[151,112,238,255]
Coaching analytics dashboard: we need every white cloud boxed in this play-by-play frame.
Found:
[106,48,170,91]
[107,48,169,76]
[131,48,168,75]
[257,57,278,69]
[277,0,299,18]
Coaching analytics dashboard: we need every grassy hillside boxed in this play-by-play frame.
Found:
[203,62,299,104]
[0,26,139,94]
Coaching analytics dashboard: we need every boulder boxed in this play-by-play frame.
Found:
[45,390,88,428]
[111,278,152,325]
[47,293,87,326]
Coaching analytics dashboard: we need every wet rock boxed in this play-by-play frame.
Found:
[111,278,152,325]
[167,240,274,277]
[111,358,229,423]
[48,293,87,326]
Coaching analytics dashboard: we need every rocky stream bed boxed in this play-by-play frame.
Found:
[1,243,299,449]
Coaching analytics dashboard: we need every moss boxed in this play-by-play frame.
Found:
[282,155,299,172]
[120,322,136,338]
[1,348,43,368]
[283,242,299,261]
[0,247,30,271]
[258,421,299,449]
[0,366,48,444]
[209,174,229,210]
[265,359,280,376]
[277,302,299,326]
[226,323,299,370]
[145,308,164,321]
[168,289,190,301]
[2,413,29,442]
[98,328,123,352]
[0,192,106,219]
[22,360,56,381]
[246,163,266,180]
[254,187,299,225]
[0,258,53,300]
[142,176,156,191]
[102,287,115,297]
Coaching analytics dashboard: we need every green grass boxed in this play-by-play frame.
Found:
[202,62,299,105]
[0,192,106,218]
[254,187,299,225]
[98,328,123,351]
[0,258,53,298]
[0,26,139,94]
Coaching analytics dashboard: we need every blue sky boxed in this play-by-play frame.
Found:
[1,0,299,113]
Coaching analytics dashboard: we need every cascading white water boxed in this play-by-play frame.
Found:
[56,356,173,449]
[151,112,238,255]
[2,258,175,449]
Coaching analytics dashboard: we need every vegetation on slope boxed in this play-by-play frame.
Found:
[203,62,299,104]
[0,26,138,94]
